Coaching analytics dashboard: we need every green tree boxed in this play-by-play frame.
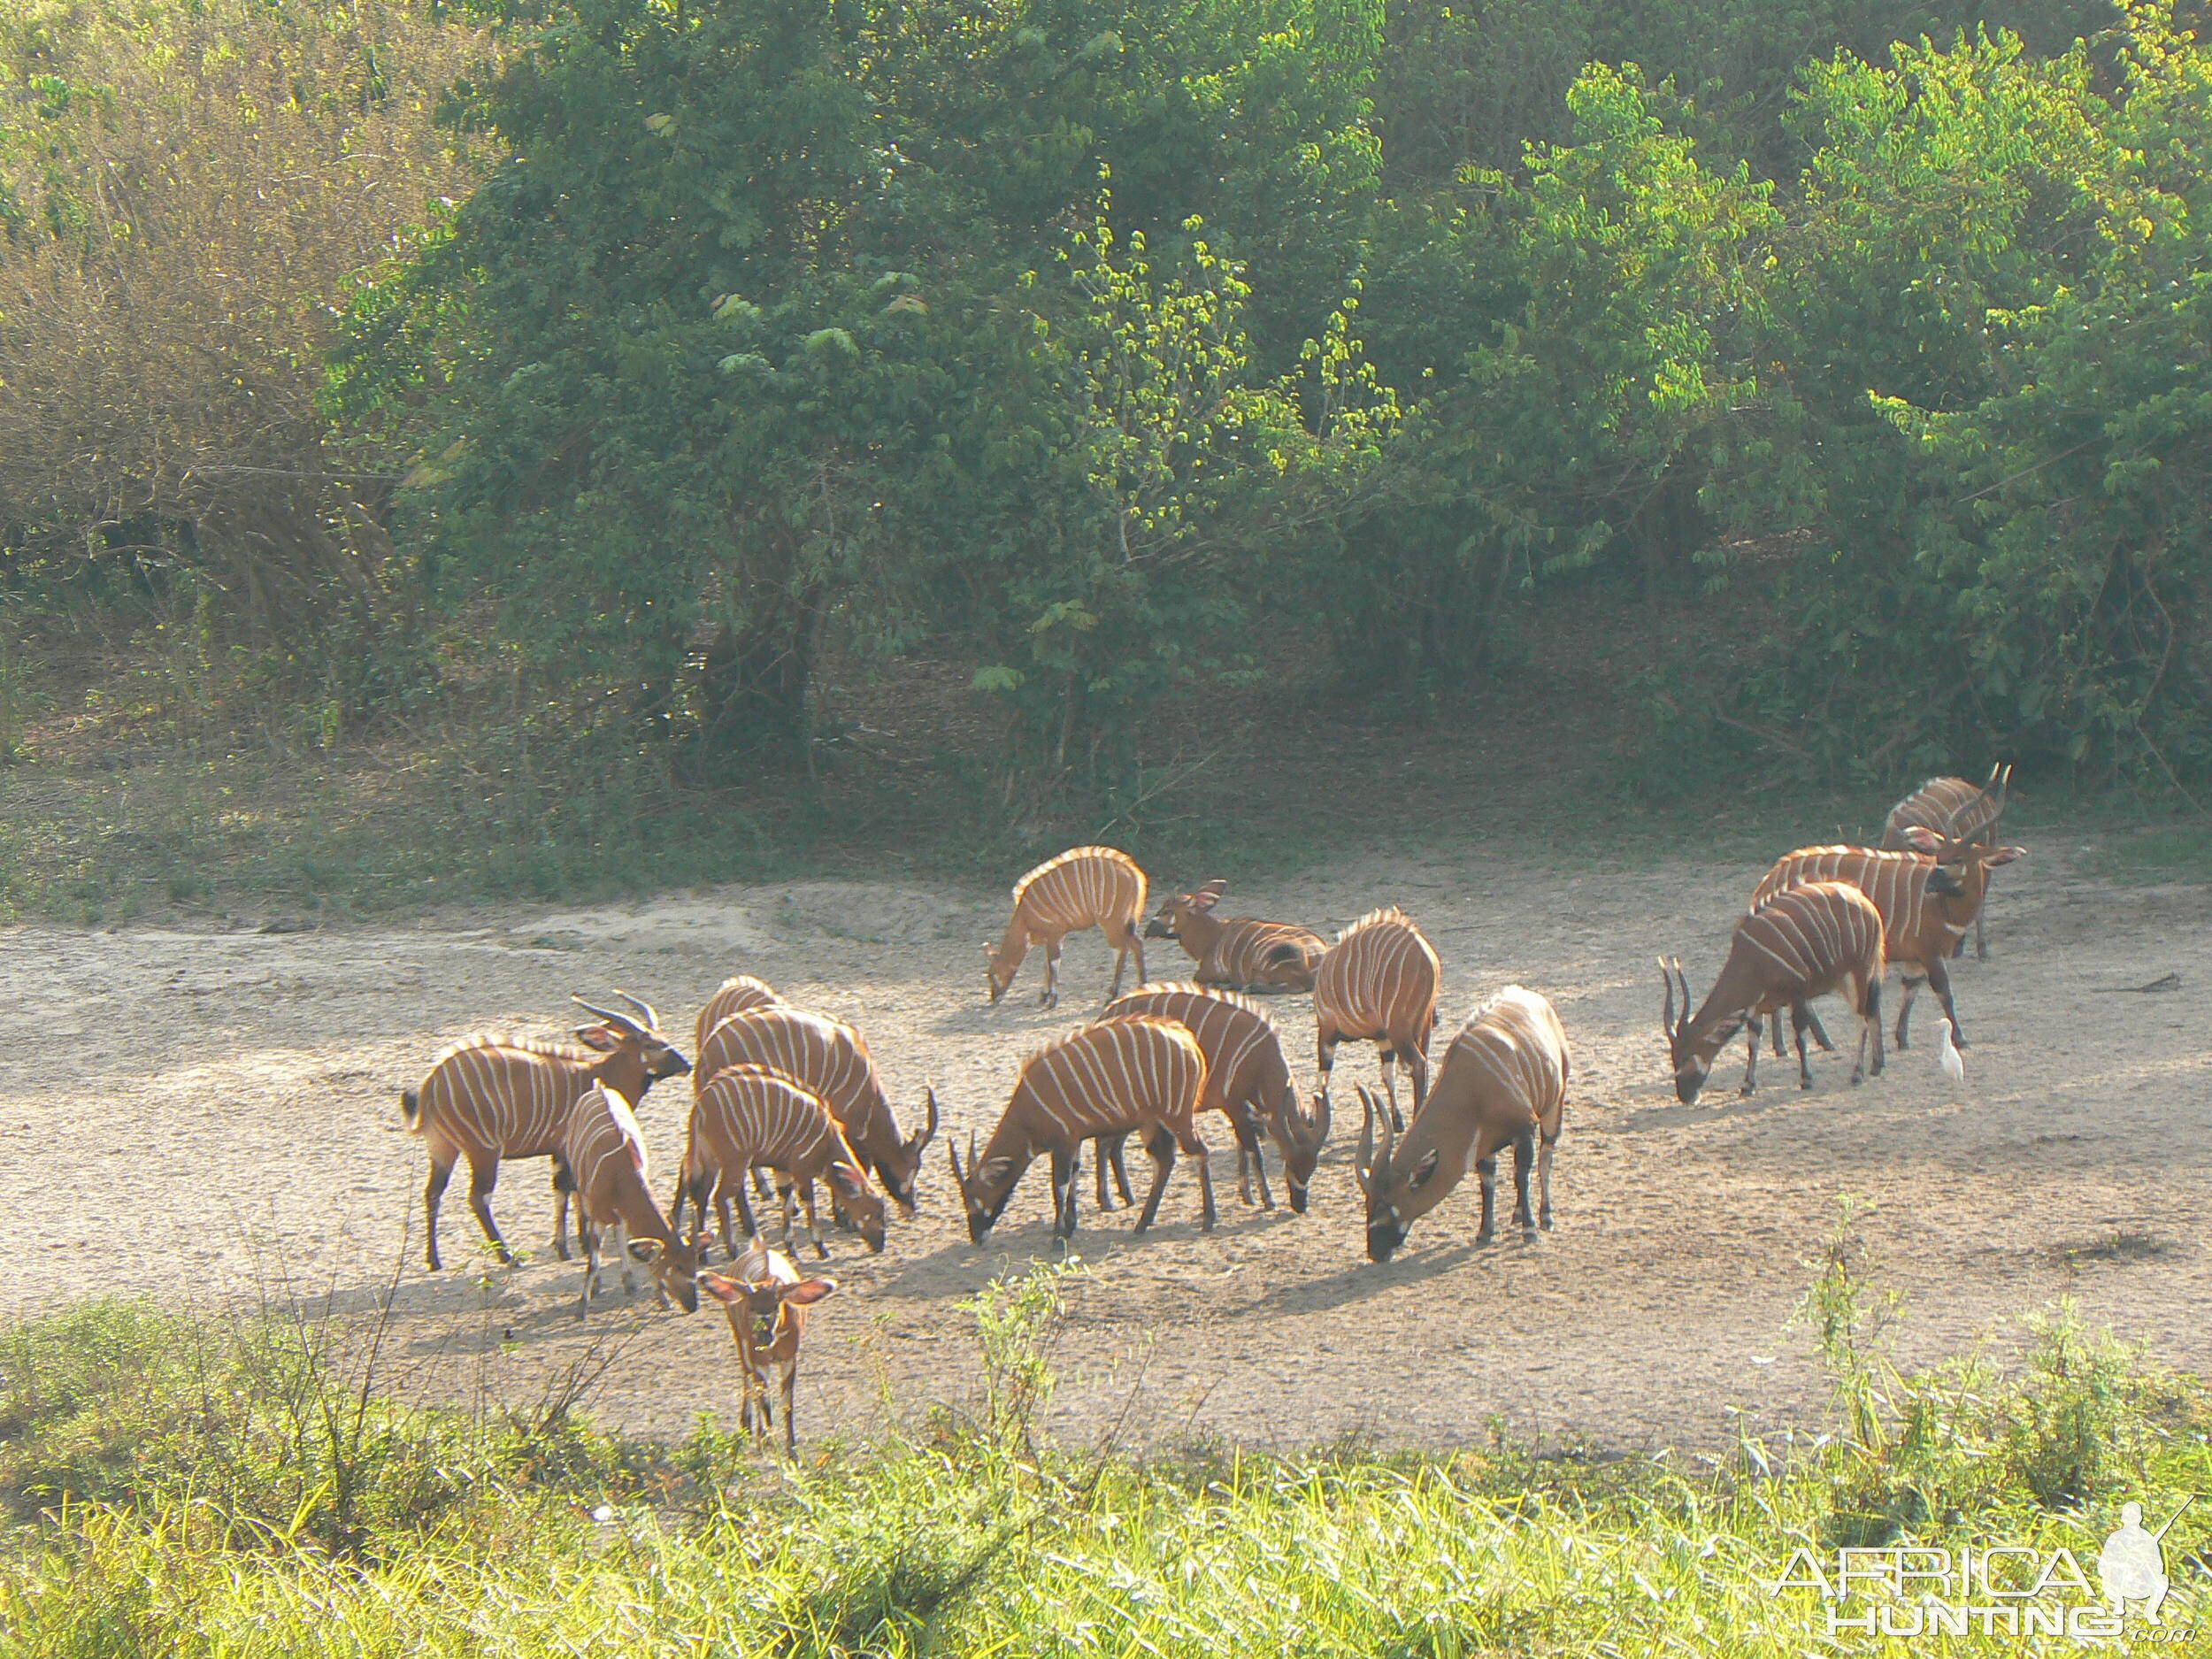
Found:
[1708,26,2115,778]
[355,0,1390,796]
[1334,64,1778,702]
[968,213,1395,818]
[1881,4,2212,785]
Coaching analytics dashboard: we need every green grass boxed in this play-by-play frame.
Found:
[0,740,1841,926]
[0,741,804,924]
[6,641,2212,926]
[0,595,1999,921]
[0,1236,2204,1655]
[2080,819,2212,887]
[0,709,2048,926]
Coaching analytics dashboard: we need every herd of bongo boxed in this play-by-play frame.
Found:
[400,766,2017,1447]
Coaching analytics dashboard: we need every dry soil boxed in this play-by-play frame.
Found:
[4,833,2205,1454]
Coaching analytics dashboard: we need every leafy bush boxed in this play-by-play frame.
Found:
[1795,1203,2201,1546]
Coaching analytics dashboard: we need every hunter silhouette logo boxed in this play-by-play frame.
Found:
[2100,1496,2195,1621]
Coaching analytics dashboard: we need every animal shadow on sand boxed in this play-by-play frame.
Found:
[928,996,1130,1038]
[852,1202,1279,1300]
[1240,1239,1493,1317]
[1622,1074,1882,1133]
[408,1288,672,1355]
[294,1271,514,1323]
[285,1257,677,1357]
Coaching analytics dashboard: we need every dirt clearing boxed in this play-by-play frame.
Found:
[4,836,2206,1453]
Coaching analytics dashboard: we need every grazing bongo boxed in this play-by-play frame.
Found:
[1356,986,1569,1262]
[1097,984,1330,1212]
[1750,829,2025,1049]
[699,1240,836,1455]
[1143,881,1325,993]
[676,1064,887,1261]
[947,1016,1213,1241]
[1663,880,1886,1102]
[694,974,783,1055]
[1313,907,1441,1132]
[400,993,689,1271]
[986,846,1148,1009]
[558,1081,701,1320]
[1883,764,2011,960]
[693,1006,937,1216]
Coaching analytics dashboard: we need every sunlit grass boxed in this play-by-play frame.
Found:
[0,1236,2202,1656]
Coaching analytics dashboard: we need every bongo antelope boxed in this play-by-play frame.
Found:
[1144,881,1325,993]
[1096,984,1329,1212]
[1314,907,1440,1131]
[947,1015,1214,1240]
[676,1064,887,1260]
[1356,986,1568,1262]
[694,1005,937,1215]
[1750,828,2024,1048]
[401,993,689,1271]
[1881,764,2013,960]
[693,976,791,1213]
[559,1080,701,1320]
[986,846,1148,1009]
[694,974,783,1054]
[699,1239,836,1455]
[1663,879,1886,1102]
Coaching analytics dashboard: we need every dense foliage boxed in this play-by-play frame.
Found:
[338,0,1398,809]
[14,0,2212,841]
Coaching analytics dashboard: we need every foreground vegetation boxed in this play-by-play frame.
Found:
[0,1243,2203,1654]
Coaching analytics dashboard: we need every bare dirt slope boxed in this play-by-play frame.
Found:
[3,834,2205,1454]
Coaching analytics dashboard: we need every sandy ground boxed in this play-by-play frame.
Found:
[4,833,2206,1455]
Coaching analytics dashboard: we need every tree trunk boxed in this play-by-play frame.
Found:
[680,529,823,782]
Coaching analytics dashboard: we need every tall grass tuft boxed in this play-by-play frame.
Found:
[1790,1202,2197,1550]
